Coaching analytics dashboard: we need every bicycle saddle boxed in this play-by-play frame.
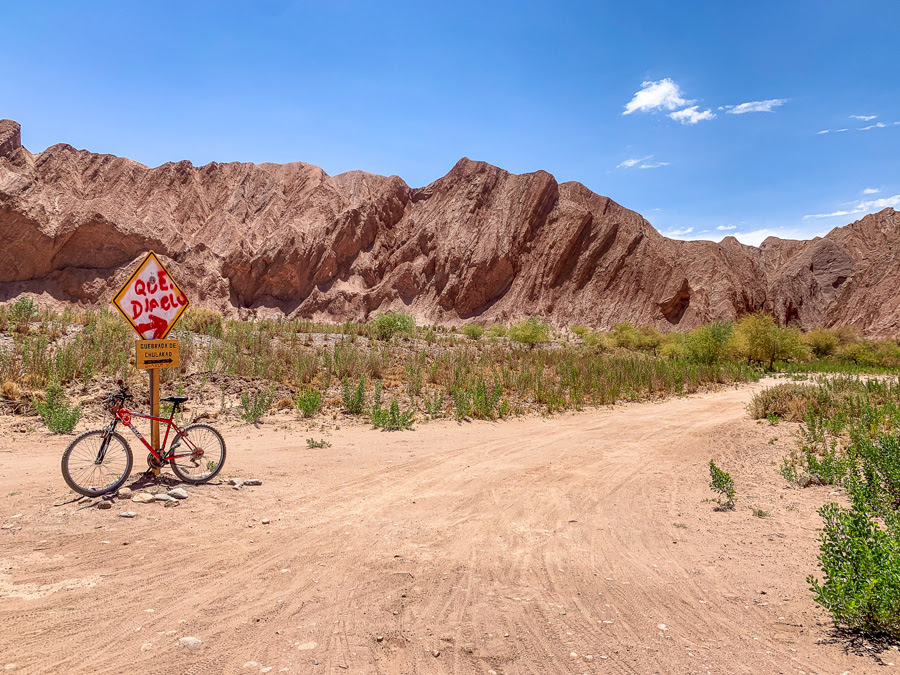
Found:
[162,395,189,404]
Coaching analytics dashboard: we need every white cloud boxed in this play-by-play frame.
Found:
[717,224,737,231]
[623,79,690,115]
[731,228,806,247]
[817,128,849,134]
[859,122,887,131]
[617,156,651,169]
[617,155,669,170]
[723,99,788,114]
[665,227,694,238]
[863,187,880,195]
[803,194,900,219]
[668,106,715,125]
[850,114,877,121]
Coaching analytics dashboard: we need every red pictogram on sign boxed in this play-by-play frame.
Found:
[111,251,190,340]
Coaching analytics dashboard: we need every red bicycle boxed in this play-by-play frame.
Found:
[61,381,226,497]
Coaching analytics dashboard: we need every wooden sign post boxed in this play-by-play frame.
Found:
[111,252,190,451]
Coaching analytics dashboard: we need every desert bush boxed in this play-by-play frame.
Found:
[423,389,446,418]
[240,388,274,423]
[809,483,900,639]
[748,383,831,422]
[182,308,224,338]
[368,312,415,341]
[485,324,507,339]
[9,297,37,333]
[709,459,735,509]
[371,394,414,431]
[582,331,607,349]
[34,381,82,434]
[472,379,504,420]
[306,438,331,448]
[509,318,550,348]
[685,321,733,364]
[342,375,366,415]
[451,386,472,421]
[571,325,589,338]
[462,323,484,340]
[295,388,322,418]
[803,328,839,357]
[609,322,642,350]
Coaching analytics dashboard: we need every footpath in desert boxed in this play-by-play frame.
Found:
[1,379,891,674]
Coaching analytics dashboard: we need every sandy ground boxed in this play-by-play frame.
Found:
[1,379,897,674]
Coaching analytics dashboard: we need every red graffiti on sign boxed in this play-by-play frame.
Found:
[111,252,190,340]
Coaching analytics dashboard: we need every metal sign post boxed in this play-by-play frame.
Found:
[111,252,190,452]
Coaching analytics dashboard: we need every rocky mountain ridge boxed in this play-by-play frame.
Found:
[1,119,898,334]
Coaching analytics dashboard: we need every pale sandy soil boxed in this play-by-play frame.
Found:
[1,379,897,674]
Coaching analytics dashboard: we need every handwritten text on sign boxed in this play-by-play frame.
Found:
[112,252,190,340]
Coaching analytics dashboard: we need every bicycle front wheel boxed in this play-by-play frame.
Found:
[169,423,226,483]
[61,430,133,497]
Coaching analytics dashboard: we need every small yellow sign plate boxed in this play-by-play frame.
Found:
[136,340,180,370]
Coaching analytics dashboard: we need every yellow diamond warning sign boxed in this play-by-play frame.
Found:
[112,251,190,340]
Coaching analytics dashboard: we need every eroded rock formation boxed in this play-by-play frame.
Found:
[1,119,898,334]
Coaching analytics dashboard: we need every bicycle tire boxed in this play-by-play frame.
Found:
[61,430,133,497]
[169,423,226,484]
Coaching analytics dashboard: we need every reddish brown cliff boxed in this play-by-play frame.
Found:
[1,119,898,333]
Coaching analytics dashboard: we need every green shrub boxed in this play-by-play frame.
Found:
[371,396,415,431]
[451,386,472,421]
[306,438,332,449]
[509,318,550,348]
[342,376,366,415]
[34,381,82,433]
[485,324,507,338]
[240,388,274,423]
[462,323,484,340]
[295,388,322,418]
[709,459,735,509]
[472,379,504,419]
[686,321,733,364]
[803,328,839,357]
[9,297,37,333]
[368,312,415,341]
[423,389,445,418]
[808,484,900,638]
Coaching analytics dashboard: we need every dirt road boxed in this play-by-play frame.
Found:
[0,381,891,673]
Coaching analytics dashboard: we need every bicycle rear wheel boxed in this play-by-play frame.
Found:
[169,423,226,483]
[61,430,133,497]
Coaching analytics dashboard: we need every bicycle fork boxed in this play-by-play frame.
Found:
[95,422,118,464]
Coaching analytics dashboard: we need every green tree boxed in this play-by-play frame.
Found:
[509,318,550,348]
[731,313,808,369]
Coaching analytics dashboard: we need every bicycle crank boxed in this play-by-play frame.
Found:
[146,453,163,475]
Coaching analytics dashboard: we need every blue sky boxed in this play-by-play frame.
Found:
[3,1,897,246]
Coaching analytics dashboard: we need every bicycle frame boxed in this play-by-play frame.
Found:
[109,404,200,463]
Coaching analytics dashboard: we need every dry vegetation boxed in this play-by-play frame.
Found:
[2,298,899,431]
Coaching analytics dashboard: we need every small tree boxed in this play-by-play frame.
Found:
[686,321,733,364]
[731,313,808,369]
[803,328,839,357]
[509,318,550,349]
[368,312,416,341]
[462,323,484,340]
